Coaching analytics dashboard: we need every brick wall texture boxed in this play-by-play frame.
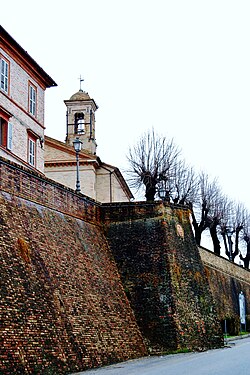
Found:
[199,247,250,320]
[0,158,146,374]
[102,203,223,353]
[4,157,249,373]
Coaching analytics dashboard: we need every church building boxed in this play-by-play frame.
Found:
[44,89,133,203]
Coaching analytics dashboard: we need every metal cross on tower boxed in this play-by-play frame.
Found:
[78,75,84,91]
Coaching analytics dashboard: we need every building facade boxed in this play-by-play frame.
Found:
[0,26,56,172]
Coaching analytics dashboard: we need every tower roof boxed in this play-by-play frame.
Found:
[69,90,90,101]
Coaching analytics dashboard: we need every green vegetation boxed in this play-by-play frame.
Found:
[224,331,249,339]
[159,348,191,356]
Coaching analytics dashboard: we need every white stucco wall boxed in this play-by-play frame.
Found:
[96,168,130,203]
[45,164,97,200]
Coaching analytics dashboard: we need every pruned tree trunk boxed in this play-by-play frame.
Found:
[191,210,201,245]
[231,227,241,262]
[145,185,157,201]
[209,223,221,255]
[222,233,229,258]
[190,208,208,246]
[240,236,250,269]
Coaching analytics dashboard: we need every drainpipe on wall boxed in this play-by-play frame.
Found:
[101,165,113,202]
[65,111,68,141]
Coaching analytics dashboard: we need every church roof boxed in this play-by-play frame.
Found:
[44,135,98,164]
[69,90,91,101]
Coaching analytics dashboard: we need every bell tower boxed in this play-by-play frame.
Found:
[64,88,98,154]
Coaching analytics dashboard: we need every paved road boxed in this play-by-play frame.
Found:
[71,337,250,375]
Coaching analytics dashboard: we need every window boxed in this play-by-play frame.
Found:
[0,118,7,147]
[28,138,36,166]
[27,129,39,167]
[1,57,9,94]
[75,112,85,134]
[7,122,12,150]
[29,83,37,116]
[0,117,12,150]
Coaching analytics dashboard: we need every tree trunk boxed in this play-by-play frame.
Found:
[243,258,250,269]
[145,185,156,201]
[222,233,229,259]
[195,230,202,246]
[240,239,250,269]
[190,210,201,245]
[232,227,241,262]
[209,224,221,255]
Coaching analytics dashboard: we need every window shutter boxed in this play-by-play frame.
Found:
[7,122,12,150]
[1,59,9,93]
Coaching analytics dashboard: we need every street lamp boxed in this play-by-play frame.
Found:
[158,179,170,202]
[73,137,83,193]
[158,188,170,202]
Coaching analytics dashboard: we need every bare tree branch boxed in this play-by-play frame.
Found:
[127,129,180,201]
[191,173,225,253]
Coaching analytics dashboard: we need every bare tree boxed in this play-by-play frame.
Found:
[127,129,180,201]
[240,232,250,269]
[239,210,250,268]
[158,160,199,205]
[190,173,222,248]
[206,193,229,256]
[220,202,246,262]
[127,129,250,263]
[231,203,246,261]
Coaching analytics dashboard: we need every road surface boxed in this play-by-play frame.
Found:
[71,337,250,375]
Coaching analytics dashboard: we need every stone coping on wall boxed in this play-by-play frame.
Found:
[199,246,250,285]
[101,200,191,223]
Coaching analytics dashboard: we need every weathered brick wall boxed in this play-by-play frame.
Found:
[0,157,99,224]
[102,203,223,353]
[4,155,250,373]
[199,247,250,321]
[0,158,147,374]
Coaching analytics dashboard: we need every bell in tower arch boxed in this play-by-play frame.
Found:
[75,112,85,134]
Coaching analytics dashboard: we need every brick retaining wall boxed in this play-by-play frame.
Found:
[2,156,249,373]
[0,157,100,224]
[103,204,223,352]
[199,246,250,320]
[0,158,147,374]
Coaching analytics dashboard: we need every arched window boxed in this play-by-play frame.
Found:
[75,112,85,134]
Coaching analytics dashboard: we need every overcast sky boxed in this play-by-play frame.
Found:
[2,0,250,209]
